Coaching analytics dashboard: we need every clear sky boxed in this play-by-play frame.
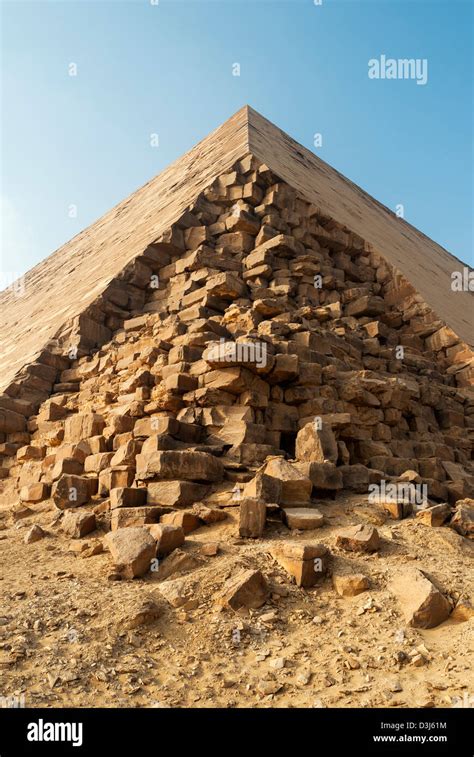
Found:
[1,0,473,288]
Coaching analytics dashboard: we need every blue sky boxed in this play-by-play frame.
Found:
[1,0,473,286]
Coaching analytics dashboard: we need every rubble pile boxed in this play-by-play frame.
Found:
[1,146,473,653]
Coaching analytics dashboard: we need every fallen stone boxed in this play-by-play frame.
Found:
[192,504,227,524]
[451,599,474,622]
[148,524,185,556]
[239,498,266,538]
[389,567,451,628]
[336,524,380,553]
[416,503,451,527]
[307,462,343,492]
[110,487,147,509]
[24,524,46,544]
[295,422,338,463]
[146,480,209,508]
[332,573,370,597]
[19,482,51,503]
[156,548,203,580]
[271,542,329,587]
[242,470,282,503]
[52,475,97,510]
[283,507,324,530]
[450,499,473,539]
[62,510,96,538]
[219,569,269,610]
[105,527,156,579]
[136,450,224,482]
[263,457,312,506]
[111,506,164,530]
[160,510,201,534]
[120,598,161,629]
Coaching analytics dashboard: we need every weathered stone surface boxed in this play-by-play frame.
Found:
[219,569,269,610]
[146,480,209,508]
[242,471,281,503]
[64,413,105,443]
[19,482,50,503]
[0,408,26,434]
[192,503,227,524]
[295,422,338,464]
[62,509,96,538]
[451,599,474,622]
[271,542,329,587]
[111,506,164,530]
[105,527,156,579]
[283,507,324,530]
[416,503,451,527]
[336,524,380,553]
[239,498,266,538]
[332,573,370,597]
[110,487,147,509]
[295,462,343,492]
[52,475,97,510]
[380,499,413,520]
[389,567,451,628]
[24,524,46,544]
[156,548,203,580]
[160,510,201,534]
[148,523,185,556]
[136,450,224,482]
[263,457,312,506]
[339,464,370,493]
[450,499,473,539]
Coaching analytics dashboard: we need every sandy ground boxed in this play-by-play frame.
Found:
[0,479,472,710]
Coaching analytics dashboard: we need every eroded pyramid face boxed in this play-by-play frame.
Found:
[0,111,473,711]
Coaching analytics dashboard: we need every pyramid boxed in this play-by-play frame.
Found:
[0,105,473,561]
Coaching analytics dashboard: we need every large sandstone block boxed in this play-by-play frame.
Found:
[52,475,97,509]
[215,421,267,446]
[148,523,185,556]
[84,452,114,473]
[105,527,156,579]
[62,509,96,538]
[450,499,473,539]
[389,567,451,628]
[136,450,224,482]
[110,487,147,509]
[295,461,343,492]
[219,569,269,610]
[332,573,370,597]
[242,470,282,503]
[283,507,324,530]
[295,422,338,463]
[146,480,209,508]
[263,457,312,506]
[19,482,50,503]
[110,506,164,530]
[64,413,105,443]
[160,510,201,534]
[336,524,380,553]
[272,542,329,587]
[239,498,266,538]
[0,408,26,434]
